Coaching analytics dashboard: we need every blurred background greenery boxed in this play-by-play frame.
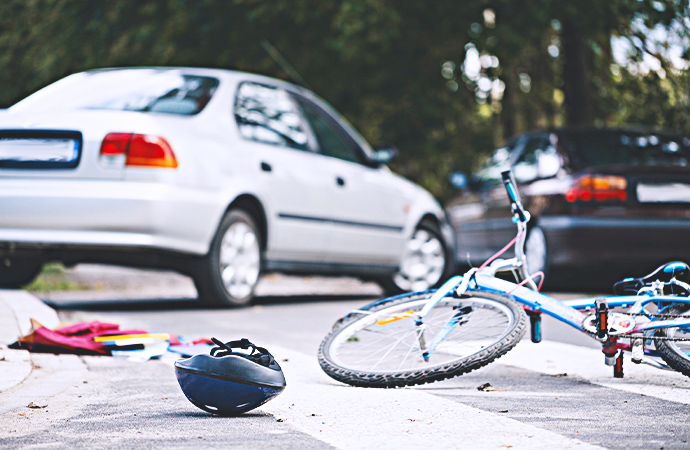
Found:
[0,0,687,201]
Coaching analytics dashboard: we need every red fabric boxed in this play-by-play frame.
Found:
[30,325,110,354]
[54,321,120,337]
[17,320,210,355]
[18,320,148,355]
[56,321,147,340]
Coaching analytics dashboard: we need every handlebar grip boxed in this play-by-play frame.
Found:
[501,170,527,222]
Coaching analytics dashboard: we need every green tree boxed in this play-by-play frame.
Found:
[0,0,687,201]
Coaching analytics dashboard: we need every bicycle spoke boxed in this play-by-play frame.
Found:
[370,328,421,371]
[328,297,516,372]
[396,338,420,371]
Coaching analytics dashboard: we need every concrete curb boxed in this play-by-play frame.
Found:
[0,290,60,392]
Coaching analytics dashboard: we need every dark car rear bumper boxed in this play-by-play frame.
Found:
[540,215,690,270]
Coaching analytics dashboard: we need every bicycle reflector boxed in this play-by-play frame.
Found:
[565,174,627,203]
[174,338,286,416]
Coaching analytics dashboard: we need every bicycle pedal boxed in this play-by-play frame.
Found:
[595,299,609,340]
[614,351,624,378]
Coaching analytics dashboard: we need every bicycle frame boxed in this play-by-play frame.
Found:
[473,275,690,332]
[416,171,690,373]
[416,272,690,370]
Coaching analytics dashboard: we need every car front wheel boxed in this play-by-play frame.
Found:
[380,220,451,295]
[195,209,262,307]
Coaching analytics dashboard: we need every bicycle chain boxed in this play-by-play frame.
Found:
[581,329,690,341]
[627,312,690,319]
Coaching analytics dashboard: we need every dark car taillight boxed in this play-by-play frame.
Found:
[100,133,178,169]
[565,174,627,203]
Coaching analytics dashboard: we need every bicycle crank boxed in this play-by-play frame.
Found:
[583,312,636,336]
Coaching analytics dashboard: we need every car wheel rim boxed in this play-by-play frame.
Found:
[525,227,547,275]
[219,222,260,300]
[393,229,446,291]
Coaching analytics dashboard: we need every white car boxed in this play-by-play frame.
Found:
[0,67,454,306]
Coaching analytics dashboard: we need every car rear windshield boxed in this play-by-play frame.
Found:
[565,130,690,168]
[11,69,219,116]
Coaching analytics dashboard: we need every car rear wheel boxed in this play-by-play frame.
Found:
[195,209,262,307]
[0,258,43,289]
[379,220,451,295]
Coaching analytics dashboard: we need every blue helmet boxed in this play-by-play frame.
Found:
[175,338,286,415]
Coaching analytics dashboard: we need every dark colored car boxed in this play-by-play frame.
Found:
[446,128,690,290]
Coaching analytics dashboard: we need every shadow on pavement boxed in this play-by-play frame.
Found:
[158,411,270,419]
[42,294,377,312]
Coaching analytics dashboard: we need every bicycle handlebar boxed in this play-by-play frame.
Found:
[501,170,527,222]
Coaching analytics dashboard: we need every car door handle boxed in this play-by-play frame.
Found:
[261,162,272,172]
[336,177,345,187]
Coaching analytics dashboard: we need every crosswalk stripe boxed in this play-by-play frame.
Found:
[261,346,604,450]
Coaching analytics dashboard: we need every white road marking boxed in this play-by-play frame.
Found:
[262,346,603,450]
[497,340,690,404]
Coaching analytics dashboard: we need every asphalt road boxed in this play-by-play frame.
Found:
[2,265,690,449]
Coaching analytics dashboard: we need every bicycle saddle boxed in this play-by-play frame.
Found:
[613,261,690,295]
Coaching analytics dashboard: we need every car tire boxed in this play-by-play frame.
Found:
[379,219,452,295]
[194,209,262,307]
[0,258,43,289]
[524,225,549,283]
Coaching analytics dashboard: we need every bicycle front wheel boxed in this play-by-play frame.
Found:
[654,303,690,377]
[318,290,527,388]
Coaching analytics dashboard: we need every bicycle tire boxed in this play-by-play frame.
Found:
[318,289,527,388]
[654,303,690,377]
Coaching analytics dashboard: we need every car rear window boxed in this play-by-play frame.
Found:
[565,130,690,168]
[11,69,219,116]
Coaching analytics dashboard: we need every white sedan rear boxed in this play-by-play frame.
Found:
[0,67,454,306]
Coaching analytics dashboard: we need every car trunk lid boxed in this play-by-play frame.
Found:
[0,110,176,180]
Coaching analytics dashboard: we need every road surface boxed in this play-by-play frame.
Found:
[2,265,689,449]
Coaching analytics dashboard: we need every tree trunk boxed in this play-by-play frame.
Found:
[500,71,519,140]
[561,19,594,127]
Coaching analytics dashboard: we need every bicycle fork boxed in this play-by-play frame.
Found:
[416,323,429,362]
[415,272,476,362]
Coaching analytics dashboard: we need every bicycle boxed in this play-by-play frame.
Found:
[318,170,690,388]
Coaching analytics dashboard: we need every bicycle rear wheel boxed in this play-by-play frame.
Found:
[654,303,690,377]
[318,290,527,388]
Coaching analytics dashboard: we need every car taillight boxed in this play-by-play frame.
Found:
[100,133,131,156]
[100,133,178,169]
[565,174,627,203]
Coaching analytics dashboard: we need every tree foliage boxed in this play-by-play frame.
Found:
[0,0,687,200]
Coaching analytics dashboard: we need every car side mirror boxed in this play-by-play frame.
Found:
[370,146,398,166]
